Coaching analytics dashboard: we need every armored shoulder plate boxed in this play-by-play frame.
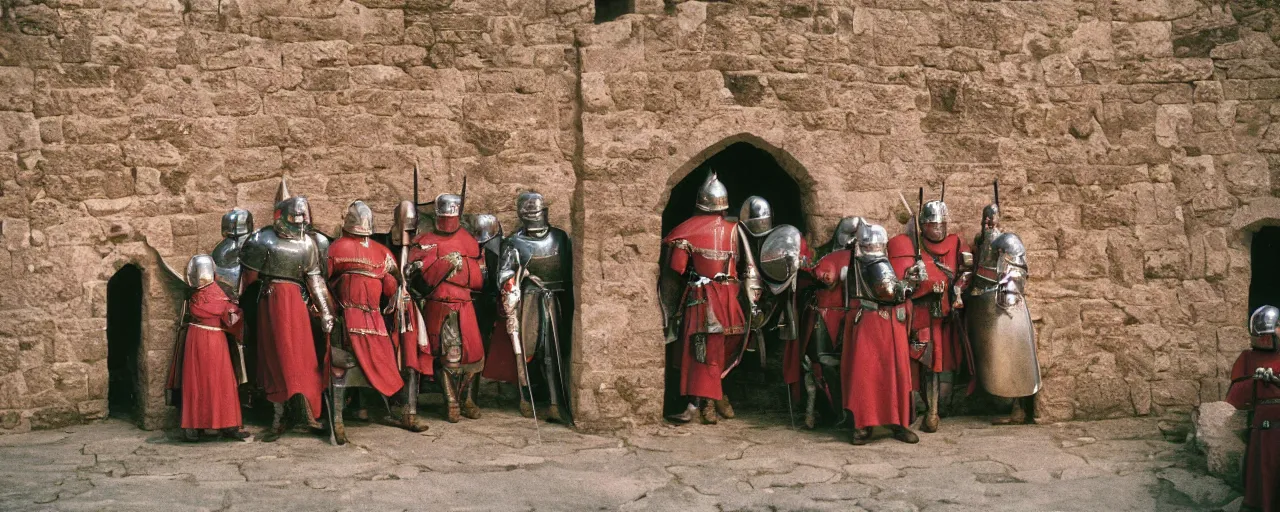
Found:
[240,227,322,282]
[992,232,1027,270]
[975,227,1004,270]
[862,258,902,303]
[507,227,572,287]
[211,235,245,298]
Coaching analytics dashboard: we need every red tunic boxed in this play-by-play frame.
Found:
[407,229,485,365]
[249,270,324,419]
[888,233,969,380]
[400,298,434,376]
[328,235,404,397]
[664,213,748,401]
[175,284,244,430]
[482,311,522,383]
[785,249,849,390]
[1226,348,1280,512]
[841,259,914,430]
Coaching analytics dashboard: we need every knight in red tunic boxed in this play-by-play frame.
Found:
[407,193,486,423]
[239,196,336,443]
[659,172,760,425]
[842,223,927,445]
[789,217,862,428]
[1226,305,1280,512]
[888,198,971,433]
[166,254,250,442]
[327,201,428,434]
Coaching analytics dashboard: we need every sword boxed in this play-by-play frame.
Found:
[503,265,540,443]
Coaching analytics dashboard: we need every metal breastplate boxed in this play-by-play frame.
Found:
[512,229,571,290]
[858,259,901,308]
[240,227,320,282]
[211,236,244,297]
[975,228,1003,272]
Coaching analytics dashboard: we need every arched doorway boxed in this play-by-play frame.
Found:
[660,141,808,418]
[1251,226,1280,315]
[106,264,143,421]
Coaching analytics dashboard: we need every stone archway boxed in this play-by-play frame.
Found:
[1250,226,1280,315]
[658,135,816,418]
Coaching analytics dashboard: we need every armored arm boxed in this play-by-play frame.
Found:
[865,260,918,304]
[736,224,764,307]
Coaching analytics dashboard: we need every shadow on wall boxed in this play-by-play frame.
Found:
[107,264,143,423]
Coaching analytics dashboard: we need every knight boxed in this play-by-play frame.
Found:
[326,201,427,440]
[390,200,433,431]
[788,216,862,428]
[211,208,253,300]
[659,172,760,425]
[407,194,486,423]
[1226,305,1280,512]
[239,196,334,442]
[888,190,971,433]
[463,214,504,349]
[166,254,250,442]
[489,192,575,424]
[738,195,809,421]
[843,223,927,444]
[966,186,1041,426]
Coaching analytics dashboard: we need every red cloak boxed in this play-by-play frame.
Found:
[328,235,404,397]
[888,233,969,383]
[177,284,244,430]
[664,214,747,401]
[785,249,848,392]
[841,259,914,430]
[1226,348,1280,512]
[407,229,485,365]
[482,312,522,383]
[252,274,324,419]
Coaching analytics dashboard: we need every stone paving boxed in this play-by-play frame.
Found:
[0,409,1243,512]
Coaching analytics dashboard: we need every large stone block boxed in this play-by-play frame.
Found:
[1192,401,1246,483]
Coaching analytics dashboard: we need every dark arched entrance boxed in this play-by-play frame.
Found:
[106,264,143,421]
[1251,227,1280,315]
[660,141,807,418]
[661,142,807,236]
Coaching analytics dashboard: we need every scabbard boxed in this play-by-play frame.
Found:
[232,341,249,385]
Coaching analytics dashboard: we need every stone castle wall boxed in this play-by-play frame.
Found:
[0,0,1277,432]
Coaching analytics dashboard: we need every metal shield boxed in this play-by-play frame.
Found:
[759,225,802,295]
[965,290,1041,398]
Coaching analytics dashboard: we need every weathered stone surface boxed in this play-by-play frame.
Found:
[0,0,1275,433]
[0,415,1244,509]
[1192,401,1247,483]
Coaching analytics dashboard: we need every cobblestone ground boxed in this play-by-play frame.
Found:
[0,409,1243,512]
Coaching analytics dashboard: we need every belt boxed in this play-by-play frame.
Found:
[427,298,472,304]
[1259,399,1280,405]
[338,270,381,279]
[348,327,388,336]
[187,323,225,332]
[340,303,376,313]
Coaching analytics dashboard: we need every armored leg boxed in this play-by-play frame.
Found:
[543,347,564,424]
[460,372,481,420]
[923,373,940,433]
[518,382,534,418]
[714,393,735,419]
[440,370,461,423]
[300,395,322,430]
[391,370,429,432]
[803,371,818,429]
[262,402,287,443]
[331,386,348,445]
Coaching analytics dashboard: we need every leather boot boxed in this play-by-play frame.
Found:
[850,427,872,446]
[300,396,323,431]
[994,397,1028,425]
[441,371,461,423]
[803,372,818,429]
[460,372,481,419]
[922,374,940,433]
[518,389,534,419]
[714,394,735,419]
[220,428,251,440]
[666,400,699,424]
[262,403,287,443]
[890,425,920,444]
[700,399,719,425]
[182,429,201,443]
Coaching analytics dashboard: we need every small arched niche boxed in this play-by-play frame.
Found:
[106,264,144,422]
